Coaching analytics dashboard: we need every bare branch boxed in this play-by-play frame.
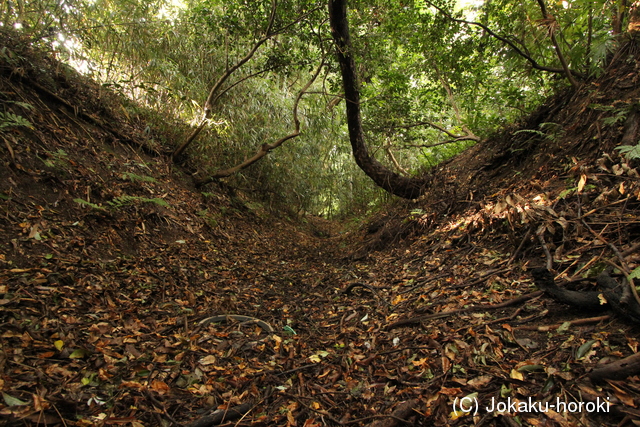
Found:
[212,65,280,106]
[271,5,325,35]
[381,120,482,148]
[432,61,472,135]
[402,136,479,150]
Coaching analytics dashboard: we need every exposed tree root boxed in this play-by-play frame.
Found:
[590,351,640,382]
[531,268,640,323]
[198,314,274,333]
[186,401,254,427]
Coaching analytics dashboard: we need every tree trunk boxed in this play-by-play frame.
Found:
[328,0,426,199]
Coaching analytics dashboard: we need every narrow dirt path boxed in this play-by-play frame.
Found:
[3,191,638,426]
[3,29,640,427]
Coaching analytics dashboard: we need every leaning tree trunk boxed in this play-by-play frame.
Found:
[328,0,426,199]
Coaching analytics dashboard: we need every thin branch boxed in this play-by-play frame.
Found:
[384,140,409,176]
[211,65,280,106]
[172,0,278,160]
[580,217,640,307]
[432,61,477,138]
[424,0,584,79]
[381,120,481,148]
[196,57,326,185]
[534,0,579,88]
[508,226,532,265]
[270,5,325,35]
[205,0,277,115]
[173,1,320,160]
[402,137,480,150]
[514,315,610,331]
[69,20,169,32]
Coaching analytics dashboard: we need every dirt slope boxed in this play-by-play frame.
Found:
[2,29,640,427]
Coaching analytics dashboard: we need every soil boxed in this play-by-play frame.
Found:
[2,29,640,427]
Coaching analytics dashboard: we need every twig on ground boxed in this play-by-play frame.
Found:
[448,267,511,290]
[399,273,449,294]
[342,282,384,297]
[385,291,543,330]
[284,393,343,425]
[513,315,610,331]
[144,390,183,427]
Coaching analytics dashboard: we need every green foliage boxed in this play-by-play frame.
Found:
[591,103,632,126]
[0,111,33,130]
[74,195,169,211]
[558,187,577,199]
[39,149,70,168]
[74,198,106,210]
[616,143,640,160]
[3,0,624,217]
[121,172,157,183]
[197,208,220,228]
[108,195,170,208]
[513,123,564,142]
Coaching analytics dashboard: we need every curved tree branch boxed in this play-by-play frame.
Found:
[384,139,409,176]
[172,0,279,161]
[376,59,481,149]
[381,120,481,145]
[172,1,322,161]
[195,56,326,187]
[424,0,584,80]
[329,0,425,199]
[534,0,579,88]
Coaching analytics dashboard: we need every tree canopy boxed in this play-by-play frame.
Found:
[1,0,626,214]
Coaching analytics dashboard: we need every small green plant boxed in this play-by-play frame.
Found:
[513,122,564,142]
[558,187,576,199]
[39,149,70,168]
[408,208,425,220]
[0,111,33,131]
[616,142,640,160]
[121,172,157,183]
[108,195,169,208]
[0,101,35,131]
[591,103,633,126]
[197,208,220,228]
[603,109,629,126]
[74,198,106,210]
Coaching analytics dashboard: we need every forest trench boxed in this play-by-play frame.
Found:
[2,25,640,427]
